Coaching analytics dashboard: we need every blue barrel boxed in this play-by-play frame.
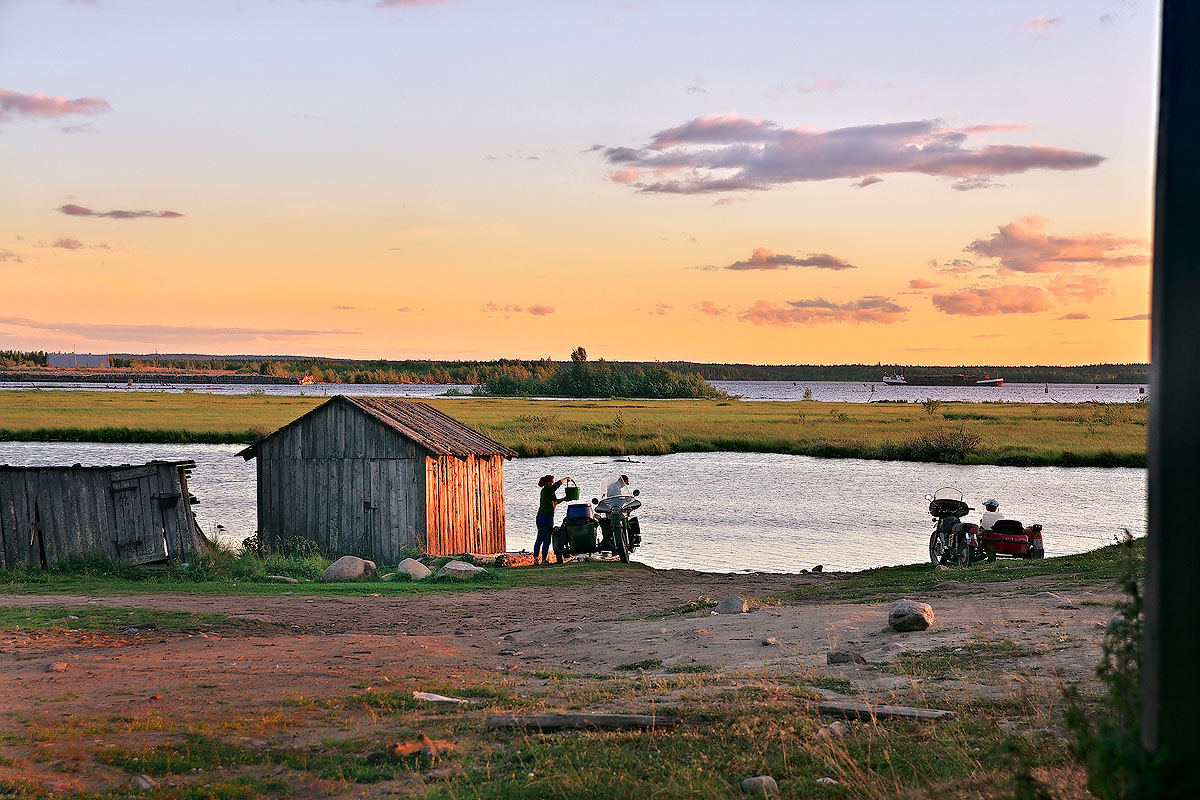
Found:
[565,503,593,520]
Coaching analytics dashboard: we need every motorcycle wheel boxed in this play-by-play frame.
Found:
[957,540,975,568]
[928,531,944,565]
[614,523,630,563]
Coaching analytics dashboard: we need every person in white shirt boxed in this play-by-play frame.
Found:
[979,499,1003,531]
[606,474,630,498]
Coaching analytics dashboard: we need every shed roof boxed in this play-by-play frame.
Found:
[239,396,516,460]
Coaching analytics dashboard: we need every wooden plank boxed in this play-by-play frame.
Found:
[816,701,955,722]
[485,713,681,731]
[0,475,17,569]
[19,474,39,569]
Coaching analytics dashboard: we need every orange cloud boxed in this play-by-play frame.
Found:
[908,278,941,290]
[931,285,1053,316]
[965,215,1147,274]
[610,166,639,184]
[697,300,727,316]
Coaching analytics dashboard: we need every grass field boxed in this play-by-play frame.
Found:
[0,390,1147,466]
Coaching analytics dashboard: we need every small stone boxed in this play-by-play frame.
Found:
[812,565,823,573]
[134,775,157,790]
[935,564,950,572]
[47,662,70,673]
[715,596,749,614]
[761,637,777,646]
[435,560,489,581]
[1106,615,1127,635]
[321,555,377,582]
[741,775,779,795]
[396,558,433,581]
[1034,591,1074,608]
[816,776,838,785]
[266,574,299,584]
[814,721,848,741]
[888,599,935,632]
[826,649,866,665]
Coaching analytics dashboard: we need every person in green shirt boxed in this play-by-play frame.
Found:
[535,474,570,564]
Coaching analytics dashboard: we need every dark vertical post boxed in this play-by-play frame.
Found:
[1145,0,1200,783]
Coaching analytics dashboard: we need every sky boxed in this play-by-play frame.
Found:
[0,0,1160,365]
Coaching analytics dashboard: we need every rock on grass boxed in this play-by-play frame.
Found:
[888,599,934,632]
[741,775,778,795]
[321,555,376,581]
[435,560,489,581]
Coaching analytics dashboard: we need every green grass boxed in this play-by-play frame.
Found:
[0,390,1147,466]
[884,639,1047,680]
[0,605,233,632]
[0,551,647,597]
[773,538,1142,605]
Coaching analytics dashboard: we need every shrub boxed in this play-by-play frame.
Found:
[1064,532,1161,799]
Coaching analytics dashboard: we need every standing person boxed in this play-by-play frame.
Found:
[535,474,570,564]
[606,474,630,498]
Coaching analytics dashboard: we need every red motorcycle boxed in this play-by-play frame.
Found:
[927,487,1045,567]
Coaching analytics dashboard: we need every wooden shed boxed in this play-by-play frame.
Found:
[0,460,204,570]
[240,396,517,561]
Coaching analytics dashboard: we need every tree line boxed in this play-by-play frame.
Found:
[17,352,1150,385]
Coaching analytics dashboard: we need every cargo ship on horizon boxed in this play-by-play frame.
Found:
[882,373,1004,387]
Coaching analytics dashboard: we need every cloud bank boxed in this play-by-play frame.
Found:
[931,285,1053,316]
[965,215,1147,274]
[602,114,1103,194]
[59,203,183,219]
[741,296,908,326]
[483,302,555,316]
[720,247,856,271]
[0,316,356,343]
[0,88,110,123]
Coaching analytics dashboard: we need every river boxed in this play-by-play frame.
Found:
[0,442,1145,574]
[0,380,1148,404]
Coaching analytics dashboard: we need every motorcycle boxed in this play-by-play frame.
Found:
[926,487,1045,567]
[551,480,643,563]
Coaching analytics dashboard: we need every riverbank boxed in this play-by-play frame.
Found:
[0,390,1146,467]
[0,544,1130,798]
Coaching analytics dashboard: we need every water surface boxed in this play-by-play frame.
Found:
[0,442,1144,574]
[0,380,1148,404]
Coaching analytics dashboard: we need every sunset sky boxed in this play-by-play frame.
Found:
[0,1,1158,365]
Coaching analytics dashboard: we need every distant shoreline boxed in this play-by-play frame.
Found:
[0,370,299,385]
[0,391,1148,468]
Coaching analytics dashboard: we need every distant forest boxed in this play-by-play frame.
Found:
[3,350,1149,385]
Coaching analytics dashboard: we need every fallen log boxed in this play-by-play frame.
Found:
[816,700,955,722]
[486,713,682,731]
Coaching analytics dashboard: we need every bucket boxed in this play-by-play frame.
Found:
[563,479,581,501]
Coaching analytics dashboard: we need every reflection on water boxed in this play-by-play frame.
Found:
[0,380,1148,404]
[0,442,1145,574]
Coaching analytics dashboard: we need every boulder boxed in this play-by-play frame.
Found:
[888,599,935,632]
[321,555,377,582]
[715,596,749,614]
[741,775,779,796]
[396,558,432,581]
[435,559,489,581]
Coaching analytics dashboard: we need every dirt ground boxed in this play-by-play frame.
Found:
[0,567,1116,797]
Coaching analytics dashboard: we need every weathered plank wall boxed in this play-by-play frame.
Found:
[424,454,506,556]
[256,401,425,562]
[0,463,199,570]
